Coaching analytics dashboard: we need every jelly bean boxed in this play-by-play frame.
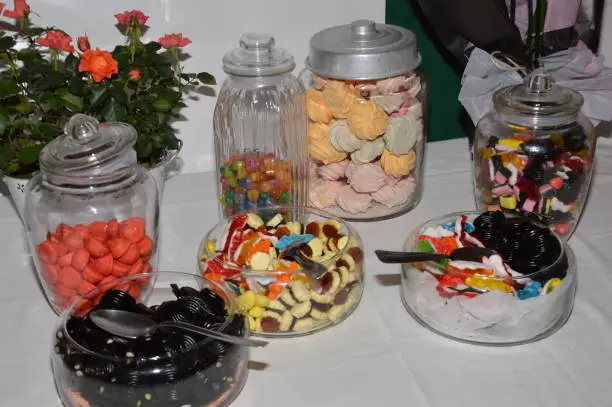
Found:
[250,172,264,182]
[236,166,248,179]
[227,174,238,188]
[238,178,249,189]
[260,181,272,193]
[500,195,517,210]
[227,195,235,206]
[247,189,260,202]
[517,281,542,300]
[229,161,239,172]
[271,188,282,199]
[259,191,269,200]
[278,191,289,204]
[257,198,267,207]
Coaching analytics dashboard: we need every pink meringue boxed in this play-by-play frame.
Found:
[376,73,422,96]
[336,185,373,213]
[346,162,388,193]
[317,160,349,181]
[372,177,416,208]
[309,180,343,209]
[344,161,358,179]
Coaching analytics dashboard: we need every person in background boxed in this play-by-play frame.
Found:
[413,0,605,70]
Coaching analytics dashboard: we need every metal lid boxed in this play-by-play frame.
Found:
[493,68,584,126]
[39,114,138,177]
[222,33,296,77]
[306,20,421,80]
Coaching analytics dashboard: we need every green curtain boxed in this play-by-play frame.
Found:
[386,0,465,142]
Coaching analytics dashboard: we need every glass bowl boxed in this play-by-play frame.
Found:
[51,271,249,407]
[400,211,577,346]
[197,205,364,337]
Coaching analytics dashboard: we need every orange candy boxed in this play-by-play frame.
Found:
[84,237,109,258]
[118,245,140,265]
[58,266,82,289]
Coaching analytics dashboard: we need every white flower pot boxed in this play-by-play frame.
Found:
[2,141,182,222]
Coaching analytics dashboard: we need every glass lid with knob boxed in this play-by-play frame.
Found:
[222,33,296,77]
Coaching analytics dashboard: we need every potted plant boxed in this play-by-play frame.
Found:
[0,1,215,219]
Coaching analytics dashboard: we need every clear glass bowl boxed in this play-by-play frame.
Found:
[51,271,249,407]
[198,206,364,337]
[400,211,577,346]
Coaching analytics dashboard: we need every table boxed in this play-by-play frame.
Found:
[2,137,612,407]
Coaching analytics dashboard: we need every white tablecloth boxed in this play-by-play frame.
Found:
[2,137,612,407]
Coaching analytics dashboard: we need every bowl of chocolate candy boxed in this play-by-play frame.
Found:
[198,206,364,337]
[398,211,576,346]
[51,271,249,407]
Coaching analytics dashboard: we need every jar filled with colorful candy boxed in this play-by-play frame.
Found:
[302,20,427,221]
[213,33,309,218]
[24,114,159,315]
[473,68,597,238]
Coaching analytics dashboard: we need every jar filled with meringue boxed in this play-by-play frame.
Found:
[301,20,427,221]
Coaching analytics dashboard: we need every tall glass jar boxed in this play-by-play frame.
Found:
[473,69,597,239]
[214,33,308,219]
[24,114,160,314]
[302,20,427,221]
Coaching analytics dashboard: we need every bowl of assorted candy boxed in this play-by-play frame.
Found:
[198,206,364,337]
[398,211,576,345]
[51,271,249,407]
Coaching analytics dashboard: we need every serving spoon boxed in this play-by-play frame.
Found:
[375,246,496,264]
[280,240,329,280]
[90,309,268,347]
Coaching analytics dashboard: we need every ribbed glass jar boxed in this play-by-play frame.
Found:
[213,33,308,219]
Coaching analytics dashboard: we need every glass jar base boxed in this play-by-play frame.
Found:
[321,197,421,222]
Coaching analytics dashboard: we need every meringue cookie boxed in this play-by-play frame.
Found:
[371,93,404,114]
[336,185,373,214]
[329,120,364,153]
[306,89,333,124]
[347,100,388,140]
[309,122,330,140]
[318,160,349,181]
[322,80,359,119]
[380,149,416,177]
[309,180,343,209]
[376,73,421,96]
[344,161,358,179]
[350,137,385,164]
[355,82,380,98]
[312,74,327,90]
[383,114,420,155]
[309,137,347,165]
[372,177,416,208]
[347,162,388,193]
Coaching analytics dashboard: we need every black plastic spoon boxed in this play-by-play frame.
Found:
[375,246,496,264]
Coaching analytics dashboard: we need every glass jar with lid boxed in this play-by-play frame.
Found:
[473,68,597,239]
[214,33,309,219]
[301,20,427,221]
[24,114,159,314]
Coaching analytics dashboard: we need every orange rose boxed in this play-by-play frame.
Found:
[158,33,191,49]
[114,10,148,26]
[78,48,119,83]
[77,36,90,52]
[129,69,140,81]
[3,0,29,19]
[35,31,74,53]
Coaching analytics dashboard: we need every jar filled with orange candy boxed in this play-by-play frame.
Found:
[214,33,309,218]
[24,114,159,314]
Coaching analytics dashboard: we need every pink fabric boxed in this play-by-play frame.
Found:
[509,0,580,37]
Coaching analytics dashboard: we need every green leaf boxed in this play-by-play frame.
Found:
[109,84,128,104]
[152,95,172,112]
[89,86,109,108]
[0,108,8,135]
[135,135,153,158]
[38,123,62,141]
[197,72,216,85]
[65,54,79,74]
[41,92,63,112]
[102,98,127,122]
[4,162,19,174]
[15,103,32,114]
[162,132,180,150]
[56,89,83,111]
[112,45,130,57]
[17,146,43,165]
[69,78,86,96]
[0,78,21,100]
[0,143,12,167]
[0,36,15,51]
[37,71,67,90]
[144,42,162,53]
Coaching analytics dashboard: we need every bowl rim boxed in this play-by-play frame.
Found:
[402,210,575,282]
[198,205,360,276]
[57,270,240,362]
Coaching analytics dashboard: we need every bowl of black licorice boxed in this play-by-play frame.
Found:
[51,271,249,407]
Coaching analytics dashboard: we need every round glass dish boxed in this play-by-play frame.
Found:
[51,271,248,407]
[400,211,577,346]
[198,206,364,337]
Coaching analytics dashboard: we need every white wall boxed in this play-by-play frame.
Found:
[27,0,385,174]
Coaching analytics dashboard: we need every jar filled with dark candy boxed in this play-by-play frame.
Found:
[51,271,249,407]
[473,68,596,239]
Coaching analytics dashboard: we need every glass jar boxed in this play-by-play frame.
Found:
[301,20,427,221]
[51,271,248,407]
[213,33,309,219]
[197,206,364,337]
[473,68,596,239]
[400,211,576,345]
[24,114,160,315]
